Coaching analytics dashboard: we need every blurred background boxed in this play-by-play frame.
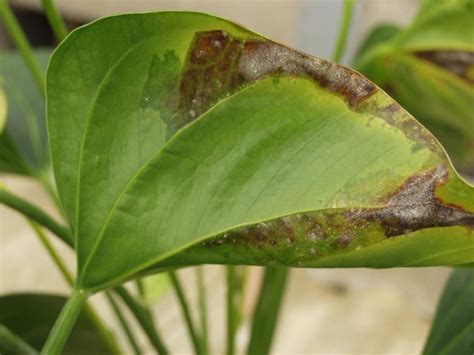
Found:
[0,0,454,354]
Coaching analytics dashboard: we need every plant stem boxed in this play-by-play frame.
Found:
[2,189,156,354]
[136,278,146,298]
[0,188,73,247]
[37,169,66,218]
[169,270,203,355]
[28,220,74,285]
[0,0,45,94]
[27,221,122,354]
[226,266,237,355]
[41,288,88,355]
[196,267,209,355]
[106,291,142,355]
[82,302,123,355]
[332,0,356,63]
[0,324,38,355]
[115,286,169,355]
[40,0,68,42]
[247,267,289,355]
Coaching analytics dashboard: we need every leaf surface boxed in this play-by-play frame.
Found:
[423,268,474,355]
[47,12,474,291]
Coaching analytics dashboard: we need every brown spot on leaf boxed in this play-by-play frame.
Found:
[416,50,474,84]
[338,230,355,247]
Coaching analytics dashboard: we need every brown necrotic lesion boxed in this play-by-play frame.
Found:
[202,165,474,263]
[177,30,377,128]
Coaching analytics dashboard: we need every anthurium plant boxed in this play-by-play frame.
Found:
[0,0,472,354]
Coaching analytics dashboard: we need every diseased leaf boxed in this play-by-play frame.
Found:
[47,12,474,291]
[0,49,50,176]
[354,0,474,169]
[423,268,474,355]
[0,294,113,354]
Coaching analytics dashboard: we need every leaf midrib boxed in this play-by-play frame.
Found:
[78,74,279,286]
[74,34,164,273]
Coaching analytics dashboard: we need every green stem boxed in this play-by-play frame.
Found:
[2,189,151,354]
[27,221,121,354]
[41,288,88,355]
[81,300,122,355]
[332,0,356,63]
[136,278,146,299]
[115,286,169,355]
[169,270,203,355]
[28,220,74,285]
[37,169,66,218]
[106,292,142,355]
[226,266,237,355]
[0,188,73,247]
[247,267,289,355]
[0,0,45,94]
[0,324,38,355]
[40,0,68,42]
[196,267,209,355]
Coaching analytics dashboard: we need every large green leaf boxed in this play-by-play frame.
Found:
[0,49,50,176]
[423,268,474,355]
[354,0,474,169]
[47,12,474,291]
[0,293,113,354]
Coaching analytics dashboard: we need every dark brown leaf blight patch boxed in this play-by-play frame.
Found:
[416,50,474,84]
[350,165,474,236]
[177,30,376,127]
[196,165,473,265]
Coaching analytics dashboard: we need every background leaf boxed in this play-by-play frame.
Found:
[0,83,6,132]
[0,49,50,176]
[0,324,38,355]
[140,274,171,305]
[423,268,474,355]
[0,293,113,354]
[354,0,474,169]
[47,12,474,291]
